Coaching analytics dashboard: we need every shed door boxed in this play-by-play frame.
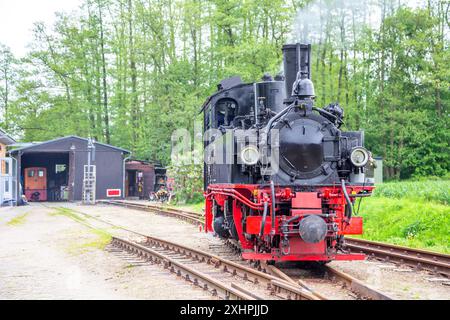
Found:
[1,158,13,200]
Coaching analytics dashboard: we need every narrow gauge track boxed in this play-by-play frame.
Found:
[345,238,450,278]
[99,200,450,280]
[223,239,392,300]
[97,200,395,299]
[46,204,317,300]
[98,200,204,226]
[111,236,317,300]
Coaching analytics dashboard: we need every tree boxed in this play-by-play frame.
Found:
[2,0,448,185]
[0,44,16,130]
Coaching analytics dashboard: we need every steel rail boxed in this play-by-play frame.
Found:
[97,200,438,296]
[322,265,393,300]
[60,204,318,300]
[100,199,203,219]
[142,234,318,300]
[261,256,392,300]
[345,238,450,277]
[99,200,449,282]
[111,237,256,300]
[262,262,327,300]
[99,200,204,225]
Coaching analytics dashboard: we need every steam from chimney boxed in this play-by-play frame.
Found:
[289,0,379,45]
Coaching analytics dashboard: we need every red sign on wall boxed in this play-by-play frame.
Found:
[107,189,121,197]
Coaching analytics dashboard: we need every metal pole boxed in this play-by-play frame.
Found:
[87,139,91,204]
[86,138,95,204]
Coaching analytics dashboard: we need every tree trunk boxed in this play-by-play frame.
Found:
[98,0,110,144]
[128,0,138,150]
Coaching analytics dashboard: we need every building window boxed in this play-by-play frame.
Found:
[27,170,34,177]
[56,164,66,174]
[38,170,44,177]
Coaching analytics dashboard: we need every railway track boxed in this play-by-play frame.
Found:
[58,203,393,300]
[345,238,450,278]
[95,200,450,297]
[48,204,317,300]
[99,200,204,226]
[223,239,392,300]
[111,236,317,300]
[100,200,450,279]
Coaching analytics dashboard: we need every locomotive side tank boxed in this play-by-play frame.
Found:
[202,44,374,262]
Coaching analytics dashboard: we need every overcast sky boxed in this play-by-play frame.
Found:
[0,0,80,57]
[0,0,425,58]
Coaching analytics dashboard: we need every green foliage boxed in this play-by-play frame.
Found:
[355,179,450,253]
[0,0,448,182]
[354,5,449,179]
[357,195,450,254]
[373,180,450,205]
[168,148,204,203]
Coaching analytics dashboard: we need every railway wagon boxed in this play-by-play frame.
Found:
[24,167,47,202]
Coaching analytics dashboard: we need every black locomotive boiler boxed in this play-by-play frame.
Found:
[202,44,374,262]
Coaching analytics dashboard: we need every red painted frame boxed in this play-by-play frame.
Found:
[204,183,374,262]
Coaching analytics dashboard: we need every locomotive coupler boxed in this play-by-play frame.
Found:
[281,237,290,255]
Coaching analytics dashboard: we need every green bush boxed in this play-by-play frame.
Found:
[168,152,204,204]
[373,180,450,205]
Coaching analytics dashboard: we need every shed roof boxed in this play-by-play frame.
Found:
[9,135,130,154]
[0,128,17,145]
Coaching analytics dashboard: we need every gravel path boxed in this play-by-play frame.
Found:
[0,203,212,300]
[1,202,448,300]
[55,202,450,300]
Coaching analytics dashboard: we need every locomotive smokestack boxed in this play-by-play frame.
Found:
[282,43,312,100]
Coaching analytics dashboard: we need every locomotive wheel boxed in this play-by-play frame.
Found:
[228,216,239,240]
[213,215,229,238]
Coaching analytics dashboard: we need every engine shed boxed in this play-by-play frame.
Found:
[9,136,130,202]
[125,160,167,199]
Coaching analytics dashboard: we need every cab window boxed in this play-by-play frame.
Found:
[214,99,237,128]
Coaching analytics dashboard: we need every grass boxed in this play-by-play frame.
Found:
[372,180,449,205]
[7,213,29,226]
[170,202,204,214]
[49,207,86,222]
[356,196,450,253]
[77,228,112,251]
[65,229,112,255]
[50,207,112,254]
[356,179,450,253]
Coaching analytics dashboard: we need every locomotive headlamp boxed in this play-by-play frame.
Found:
[240,145,259,165]
[350,147,369,167]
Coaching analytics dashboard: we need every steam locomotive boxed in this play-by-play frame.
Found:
[202,44,374,262]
